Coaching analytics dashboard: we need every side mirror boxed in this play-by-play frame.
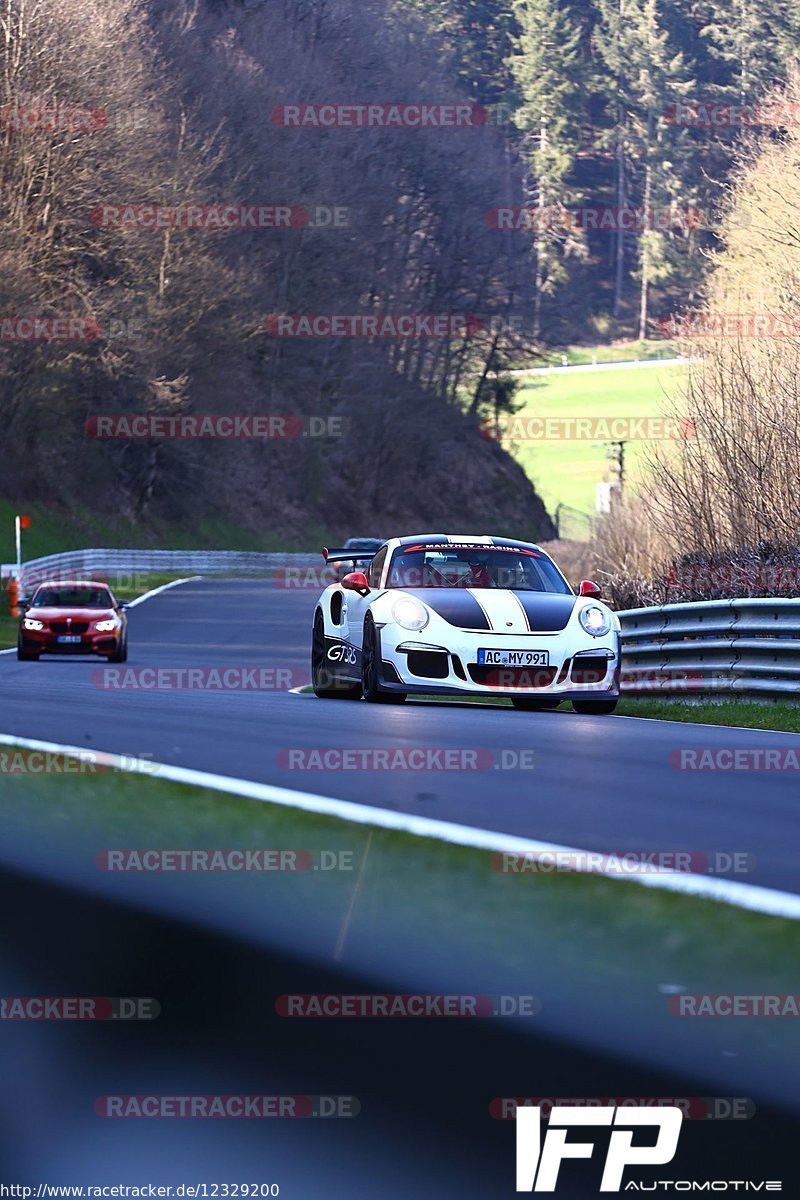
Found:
[341,571,370,596]
[18,598,30,612]
[579,579,602,599]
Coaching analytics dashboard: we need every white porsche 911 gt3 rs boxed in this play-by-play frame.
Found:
[311,534,621,713]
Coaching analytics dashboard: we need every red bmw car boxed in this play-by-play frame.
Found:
[17,580,129,662]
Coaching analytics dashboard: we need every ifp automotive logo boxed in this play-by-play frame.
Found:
[516,1105,682,1192]
[514,1105,782,1191]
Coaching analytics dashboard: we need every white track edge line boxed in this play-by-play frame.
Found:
[0,731,798,921]
[125,576,202,607]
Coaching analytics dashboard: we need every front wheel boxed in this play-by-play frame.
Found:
[107,636,128,663]
[511,697,561,711]
[17,645,40,662]
[361,616,406,704]
[312,612,361,699]
[572,698,618,715]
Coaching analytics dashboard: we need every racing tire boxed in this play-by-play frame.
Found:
[511,697,561,711]
[312,612,361,699]
[361,615,406,704]
[107,636,128,663]
[16,644,40,662]
[571,698,618,715]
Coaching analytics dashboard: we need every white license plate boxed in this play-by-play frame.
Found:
[56,635,83,644]
[477,649,549,667]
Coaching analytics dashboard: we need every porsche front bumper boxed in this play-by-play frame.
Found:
[375,626,620,700]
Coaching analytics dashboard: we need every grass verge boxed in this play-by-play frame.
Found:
[0,749,797,1083]
[617,698,800,733]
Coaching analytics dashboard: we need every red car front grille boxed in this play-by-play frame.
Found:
[50,622,90,634]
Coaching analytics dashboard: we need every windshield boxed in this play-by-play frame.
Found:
[386,545,571,593]
[32,586,114,609]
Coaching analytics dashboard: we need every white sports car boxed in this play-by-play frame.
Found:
[311,534,620,713]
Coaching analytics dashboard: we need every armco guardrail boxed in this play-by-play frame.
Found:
[5,560,798,698]
[619,597,800,697]
[1,549,314,589]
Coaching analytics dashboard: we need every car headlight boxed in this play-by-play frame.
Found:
[94,619,119,632]
[392,596,429,632]
[23,618,44,631]
[579,605,611,637]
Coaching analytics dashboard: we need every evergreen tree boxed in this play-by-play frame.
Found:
[594,0,694,328]
[389,0,517,104]
[508,0,583,334]
[700,0,800,103]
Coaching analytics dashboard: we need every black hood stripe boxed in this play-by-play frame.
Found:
[513,593,576,632]
[400,589,491,631]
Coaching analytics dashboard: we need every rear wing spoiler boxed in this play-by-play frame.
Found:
[322,547,380,565]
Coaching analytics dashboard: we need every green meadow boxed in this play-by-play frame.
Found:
[503,361,688,519]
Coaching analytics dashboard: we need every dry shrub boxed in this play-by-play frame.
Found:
[589,72,800,602]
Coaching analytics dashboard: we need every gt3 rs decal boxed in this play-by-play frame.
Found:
[324,637,361,678]
[327,643,358,666]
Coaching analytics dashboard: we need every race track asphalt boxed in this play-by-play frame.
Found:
[2,576,800,1173]
[0,577,797,894]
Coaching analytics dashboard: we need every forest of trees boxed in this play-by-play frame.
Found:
[399,0,800,339]
[0,0,798,540]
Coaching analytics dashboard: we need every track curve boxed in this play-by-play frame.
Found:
[0,576,797,894]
